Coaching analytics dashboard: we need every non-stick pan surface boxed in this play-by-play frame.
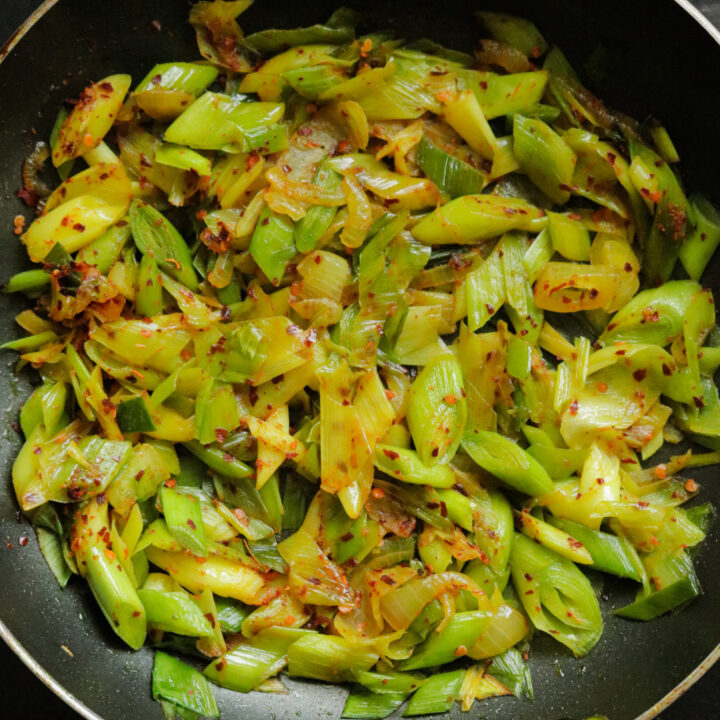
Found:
[1,2,719,719]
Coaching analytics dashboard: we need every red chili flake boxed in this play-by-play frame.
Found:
[307,577,321,586]
[693,396,705,409]
[382,448,400,461]
[633,368,647,381]
[148,19,162,32]
[18,535,29,547]
[371,487,384,499]
[524,573,533,581]
[73,222,86,232]
[620,458,638,464]
[568,538,583,549]
[623,262,633,272]
[215,428,228,444]
[569,399,579,415]
[452,482,469,497]
[685,478,698,493]
[17,187,38,207]
[589,288,599,299]
[654,465,667,480]
[261,217,270,226]
[340,532,354,543]
[380,574,397,586]
[431,447,439,458]
[525,589,534,595]
[187,519,197,530]
[297,126,312,136]
[662,363,672,376]
[439,501,448,518]
[135,470,145,482]
[454,645,467,656]
[164,478,177,488]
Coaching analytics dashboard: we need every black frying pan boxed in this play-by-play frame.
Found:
[1,1,720,718]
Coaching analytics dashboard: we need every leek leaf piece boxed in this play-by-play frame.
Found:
[463,431,553,496]
[116,397,156,433]
[515,510,592,564]
[403,669,465,716]
[547,516,643,581]
[160,485,208,557]
[458,68,549,120]
[294,159,343,252]
[139,588,214,637]
[476,12,548,56]
[129,200,198,290]
[679,194,720,280]
[342,689,406,719]
[375,445,455,487]
[135,253,164,318]
[52,74,131,166]
[153,651,219,718]
[244,9,359,55]
[287,634,379,682]
[135,62,218,96]
[165,93,284,152]
[511,533,603,656]
[615,549,701,620]
[416,135,486,199]
[513,114,577,204]
[249,205,296,286]
[353,669,426,695]
[4,269,50,295]
[156,144,212,176]
[400,610,491,669]
[412,194,547,245]
[215,597,253,633]
[601,280,700,346]
[406,354,467,465]
[548,211,591,261]
[204,627,312,692]
[183,440,254,479]
[76,222,131,273]
[35,526,72,588]
[487,647,534,699]
[145,546,265,604]
[49,104,74,180]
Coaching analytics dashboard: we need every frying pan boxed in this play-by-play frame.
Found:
[1,1,719,718]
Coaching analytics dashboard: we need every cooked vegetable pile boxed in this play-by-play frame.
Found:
[4,2,720,718]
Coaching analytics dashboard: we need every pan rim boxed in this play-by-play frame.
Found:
[0,1,719,719]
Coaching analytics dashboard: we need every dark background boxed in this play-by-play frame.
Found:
[1,1,719,719]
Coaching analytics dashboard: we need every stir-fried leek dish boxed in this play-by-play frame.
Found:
[5,2,720,718]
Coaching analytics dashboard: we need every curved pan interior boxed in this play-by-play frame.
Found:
[0,1,719,718]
